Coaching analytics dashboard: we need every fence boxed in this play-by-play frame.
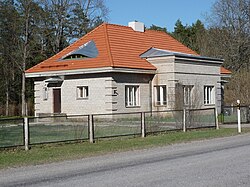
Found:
[0,108,217,149]
[221,106,250,124]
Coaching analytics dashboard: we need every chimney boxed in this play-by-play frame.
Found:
[128,21,144,32]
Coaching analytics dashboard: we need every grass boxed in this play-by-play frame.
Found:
[1,128,250,170]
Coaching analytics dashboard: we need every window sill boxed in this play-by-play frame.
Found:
[204,103,215,106]
[77,97,88,100]
[125,106,141,108]
[154,104,167,107]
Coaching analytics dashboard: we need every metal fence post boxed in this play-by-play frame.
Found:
[183,109,186,132]
[214,108,219,129]
[141,112,146,137]
[88,115,94,143]
[24,117,29,150]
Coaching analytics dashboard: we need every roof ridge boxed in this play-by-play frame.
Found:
[104,24,114,67]
[106,22,130,28]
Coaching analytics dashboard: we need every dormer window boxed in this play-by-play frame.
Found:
[60,40,98,60]
[63,54,89,60]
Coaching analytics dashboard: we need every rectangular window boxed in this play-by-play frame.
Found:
[77,86,88,99]
[183,85,193,106]
[43,87,48,100]
[125,86,140,107]
[155,85,167,106]
[204,86,214,105]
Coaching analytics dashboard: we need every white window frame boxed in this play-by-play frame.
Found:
[204,86,214,105]
[155,85,167,106]
[77,86,88,99]
[183,85,193,106]
[43,87,48,100]
[125,85,140,107]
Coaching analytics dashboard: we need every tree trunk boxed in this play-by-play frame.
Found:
[22,4,30,117]
[21,70,26,116]
[5,81,9,116]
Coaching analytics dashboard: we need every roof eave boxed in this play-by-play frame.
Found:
[25,67,156,78]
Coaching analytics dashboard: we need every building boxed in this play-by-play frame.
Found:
[25,21,231,116]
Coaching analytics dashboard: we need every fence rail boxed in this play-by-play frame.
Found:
[0,108,217,149]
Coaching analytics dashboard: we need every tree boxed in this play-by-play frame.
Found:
[204,0,250,71]
[189,20,206,53]
[0,0,21,115]
[40,0,108,53]
[147,24,168,33]
[15,0,45,116]
[172,19,189,47]
[202,0,250,106]
[224,70,250,105]
[171,19,206,54]
[0,0,109,116]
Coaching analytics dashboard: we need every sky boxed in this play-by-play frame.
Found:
[105,0,216,32]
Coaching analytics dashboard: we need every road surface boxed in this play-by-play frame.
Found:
[1,134,250,187]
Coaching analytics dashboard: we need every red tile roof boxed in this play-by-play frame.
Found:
[26,23,231,75]
[220,67,232,74]
[26,23,199,74]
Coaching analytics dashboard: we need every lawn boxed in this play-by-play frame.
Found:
[0,128,249,169]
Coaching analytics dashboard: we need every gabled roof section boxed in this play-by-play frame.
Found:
[141,47,224,63]
[26,23,200,74]
[140,47,193,58]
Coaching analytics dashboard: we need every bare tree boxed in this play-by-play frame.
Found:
[224,70,250,105]
[203,0,250,71]
[41,0,108,53]
[201,0,250,107]
[16,0,44,116]
[0,0,21,116]
[174,82,204,128]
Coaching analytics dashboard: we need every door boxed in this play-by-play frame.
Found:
[53,89,61,113]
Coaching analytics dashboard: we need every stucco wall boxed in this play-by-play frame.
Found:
[147,56,176,111]
[33,56,222,116]
[34,80,52,116]
[34,72,154,116]
[34,73,114,116]
[147,56,222,112]
[112,73,153,113]
[174,58,222,112]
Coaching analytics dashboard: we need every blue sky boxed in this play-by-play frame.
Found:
[105,0,216,32]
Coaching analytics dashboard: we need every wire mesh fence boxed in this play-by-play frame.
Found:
[145,110,183,133]
[93,113,141,138]
[0,118,24,148]
[186,108,216,129]
[222,106,250,124]
[28,115,89,145]
[0,108,217,149]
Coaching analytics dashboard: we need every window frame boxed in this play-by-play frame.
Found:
[154,85,167,106]
[204,86,215,105]
[125,85,140,107]
[43,87,48,101]
[183,85,193,106]
[76,86,89,99]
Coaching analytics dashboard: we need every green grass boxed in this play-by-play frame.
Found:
[1,128,250,169]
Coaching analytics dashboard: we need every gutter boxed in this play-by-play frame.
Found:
[25,67,156,78]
